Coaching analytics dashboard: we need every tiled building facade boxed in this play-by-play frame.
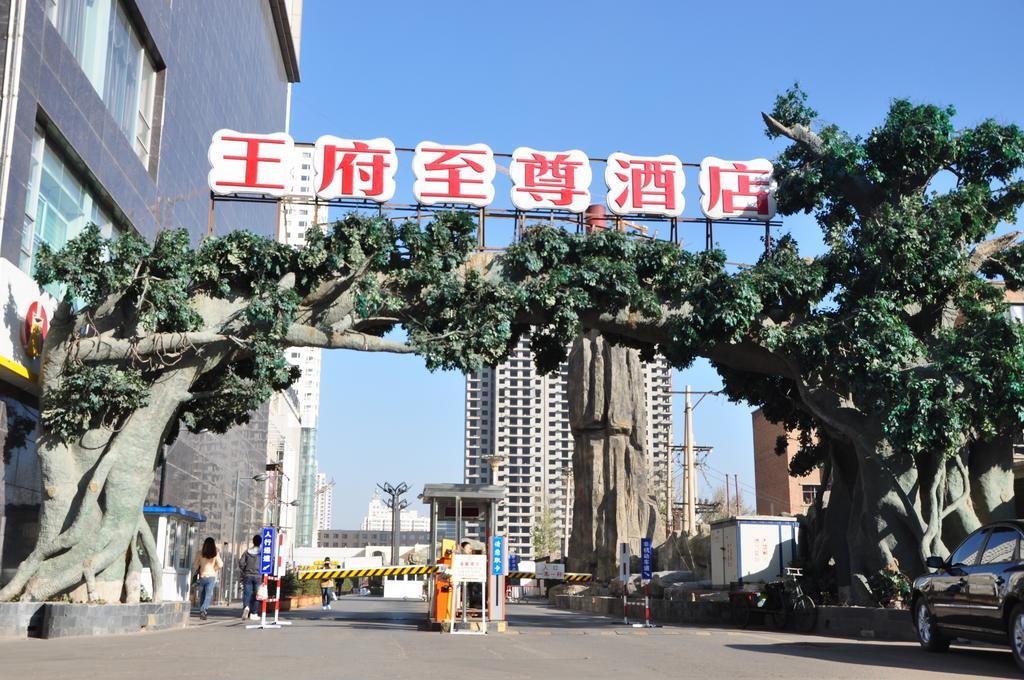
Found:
[0,0,301,582]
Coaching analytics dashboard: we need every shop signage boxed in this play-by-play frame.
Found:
[20,300,48,359]
[208,130,777,220]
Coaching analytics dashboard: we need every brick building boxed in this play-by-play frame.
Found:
[751,409,822,515]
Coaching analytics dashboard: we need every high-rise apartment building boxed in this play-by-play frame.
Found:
[280,143,324,548]
[314,472,333,532]
[464,332,672,558]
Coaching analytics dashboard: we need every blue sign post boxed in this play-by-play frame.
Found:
[490,536,505,576]
[260,527,276,575]
[640,537,652,580]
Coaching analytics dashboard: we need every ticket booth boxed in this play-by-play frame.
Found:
[141,505,206,602]
[420,483,506,632]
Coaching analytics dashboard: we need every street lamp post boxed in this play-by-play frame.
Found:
[228,471,268,603]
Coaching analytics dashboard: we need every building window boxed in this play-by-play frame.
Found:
[21,127,124,274]
[801,484,819,506]
[50,0,159,167]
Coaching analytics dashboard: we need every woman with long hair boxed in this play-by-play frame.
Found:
[193,537,223,620]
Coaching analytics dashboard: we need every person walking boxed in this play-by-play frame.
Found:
[238,534,263,620]
[320,557,336,610]
[193,537,223,620]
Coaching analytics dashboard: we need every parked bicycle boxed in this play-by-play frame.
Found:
[730,567,817,634]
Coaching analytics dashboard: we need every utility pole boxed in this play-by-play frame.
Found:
[734,474,740,515]
[377,481,409,566]
[684,385,696,535]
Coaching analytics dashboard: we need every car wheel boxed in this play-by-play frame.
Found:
[1010,604,1024,671]
[915,600,949,653]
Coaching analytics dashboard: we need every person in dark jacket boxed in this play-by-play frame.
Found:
[238,534,263,620]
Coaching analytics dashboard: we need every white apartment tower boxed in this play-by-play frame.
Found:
[314,472,333,531]
[464,333,672,559]
[280,143,325,548]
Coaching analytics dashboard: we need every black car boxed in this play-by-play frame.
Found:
[912,521,1024,670]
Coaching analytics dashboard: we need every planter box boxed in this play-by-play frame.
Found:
[43,602,188,639]
[551,594,915,642]
[279,593,321,611]
[0,602,47,638]
[816,605,915,642]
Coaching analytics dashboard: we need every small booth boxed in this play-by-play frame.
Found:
[141,505,206,602]
[710,515,800,587]
[421,483,506,633]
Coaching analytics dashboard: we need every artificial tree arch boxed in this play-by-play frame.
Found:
[3,86,1024,602]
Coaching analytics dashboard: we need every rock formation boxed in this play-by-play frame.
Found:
[567,331,665,580]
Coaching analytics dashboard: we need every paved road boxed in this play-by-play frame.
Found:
[0,598,1019,679]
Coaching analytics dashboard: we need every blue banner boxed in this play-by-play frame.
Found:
[490,536,505,576]
[260,527,276,575]
[641,537,652,580]
[509,553,520,572]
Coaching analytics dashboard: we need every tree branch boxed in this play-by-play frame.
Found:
[284,325,413,353]
[967,231,1022,274]
[762,111,881,216]
[74,332,239,362]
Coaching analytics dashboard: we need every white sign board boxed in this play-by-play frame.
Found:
[535,562,565,580]
[450,554,487,583]
[208,131,778,220]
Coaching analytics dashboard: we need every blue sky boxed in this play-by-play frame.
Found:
[289,0,1024,527]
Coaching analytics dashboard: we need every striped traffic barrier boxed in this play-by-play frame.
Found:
[296,566,593,582]
[296,565,436,579]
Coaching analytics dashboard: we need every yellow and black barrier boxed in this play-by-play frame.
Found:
[297,565,436,580]
[297,566,593,582]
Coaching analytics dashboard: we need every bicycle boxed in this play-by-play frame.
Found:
[730,567,817,634]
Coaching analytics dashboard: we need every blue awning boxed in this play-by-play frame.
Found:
[143,505,207,522]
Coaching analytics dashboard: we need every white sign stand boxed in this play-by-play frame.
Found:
[449,555,487,635]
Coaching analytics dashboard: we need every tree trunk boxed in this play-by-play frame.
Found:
[567,331,665,580]
[0,364,199,602]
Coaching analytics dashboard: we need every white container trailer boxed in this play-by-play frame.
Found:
[709,515,800,587]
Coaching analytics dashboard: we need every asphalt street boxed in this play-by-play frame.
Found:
[0,598,1018,679]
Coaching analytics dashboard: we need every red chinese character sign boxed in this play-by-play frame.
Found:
[314,136,397,202]
[509,147,591,213]
[413,142,495,207]
[605,152,685,217]
[698,157,776,221]
[208,130,294,197]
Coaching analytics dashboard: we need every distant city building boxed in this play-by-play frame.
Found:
[319,529,431,549]
[463,332,672,559]
[360,492,430,531]
[314,472,333,532]
[751,409,823,515]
